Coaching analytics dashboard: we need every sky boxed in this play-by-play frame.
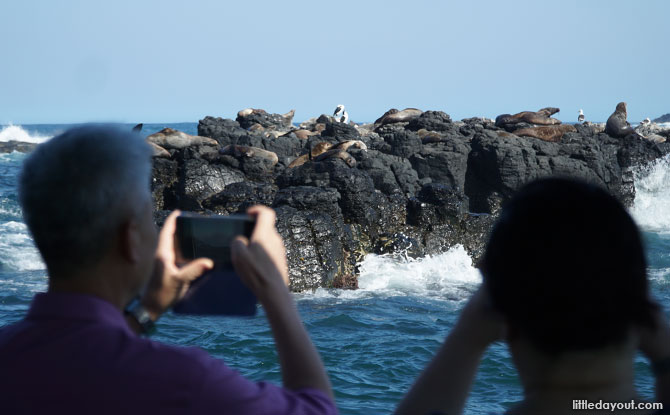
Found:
[1,0,668,124]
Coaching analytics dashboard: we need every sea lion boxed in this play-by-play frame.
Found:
[219,145,279,166]
[132,123,143,132]
[513,124,577,142]
[237,108,266,118]
[288,142,334,168]
[149,142,170,158]
[495,107,561,127]
[605,102,640,138]
[417,129,444,144]
[248,123,265,132]
[374,108,398,125]
[375,108,423,127]
[282,109,296,125]
[333,140,367,151]
[146,128,217,150]
[313,149,357,167]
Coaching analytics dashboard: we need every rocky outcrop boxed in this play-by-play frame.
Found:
[151,109,670,291]
[653,114,670,123]
[0,140,37,153]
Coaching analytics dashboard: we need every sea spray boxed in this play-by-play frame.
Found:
[631,153,670,233]
[0,125,51,144]
[307,245,481,301]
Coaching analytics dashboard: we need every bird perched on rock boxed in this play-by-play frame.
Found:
[333,105,349,123]
[641,118,651,125]
[578,109,585,123]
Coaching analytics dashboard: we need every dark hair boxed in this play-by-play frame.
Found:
[19,125,152,277]
[480,178,656,354]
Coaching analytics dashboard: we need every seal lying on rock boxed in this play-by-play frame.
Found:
[285,124,326,140]
[635,120,669,143]
[513,124,577,143]
[375,108,423,127]
[334,140,367,152]
[288,140,366,168]
[146,128,217,150]
[313,149,357,167]
[219,144,279,166]
[148,142,171,158]
[605,102,641,139]
[495,107,561,127]
[288,142,333,168]
[417,129,444,144]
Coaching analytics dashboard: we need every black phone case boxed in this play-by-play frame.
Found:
[173,214,257,316]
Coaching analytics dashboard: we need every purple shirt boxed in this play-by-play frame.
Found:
[0,292,337,415]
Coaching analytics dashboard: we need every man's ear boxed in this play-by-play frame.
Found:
[119,220,141,264]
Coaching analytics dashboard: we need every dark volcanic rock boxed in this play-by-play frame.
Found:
[273,187,352,291]
[176,152,245,210]
[653,113,670,123]
[410,138,471,191]
[151,158,178,211]
[198,116,248,146]
[202,181,277,214]
[236,110,293,130]
[146,110,670,291]
[351,149,421,197]
[321,121,360,141]
[407,111,452,132]
[375,127,422,158]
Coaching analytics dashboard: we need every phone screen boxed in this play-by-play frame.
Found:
[173,213,257,316]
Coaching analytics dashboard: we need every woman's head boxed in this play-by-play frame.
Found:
[481,178,656,355]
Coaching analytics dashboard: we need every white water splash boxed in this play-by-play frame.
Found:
[308,245,481,300]
[631,154,670,233]
[0,125,51,143]
[0,221,45,271]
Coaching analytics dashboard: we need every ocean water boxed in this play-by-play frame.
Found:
[1,123,669,414]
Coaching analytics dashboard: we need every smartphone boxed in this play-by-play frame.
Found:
[172,212,257,316]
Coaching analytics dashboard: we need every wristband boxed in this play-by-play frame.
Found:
[124,296,156,335]
[652,356,670,376]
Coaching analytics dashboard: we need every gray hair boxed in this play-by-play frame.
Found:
[19,125,153,276]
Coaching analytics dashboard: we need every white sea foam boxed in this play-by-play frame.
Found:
[0,221,45,271]
[0,125,51,143]
[631,154,670,233]
[306,245,481,300]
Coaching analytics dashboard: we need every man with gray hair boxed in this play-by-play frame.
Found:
[0,125,336,414]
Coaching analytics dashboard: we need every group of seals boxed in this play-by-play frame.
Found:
[288,140,367,168]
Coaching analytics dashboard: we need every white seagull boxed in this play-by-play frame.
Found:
[333,105,349,123]
[578,109,585,123]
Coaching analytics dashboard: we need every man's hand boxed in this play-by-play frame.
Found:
[141,210,214,320]
[230,205,290,304]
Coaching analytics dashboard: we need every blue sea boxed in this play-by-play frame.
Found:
[1,123,669,414]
